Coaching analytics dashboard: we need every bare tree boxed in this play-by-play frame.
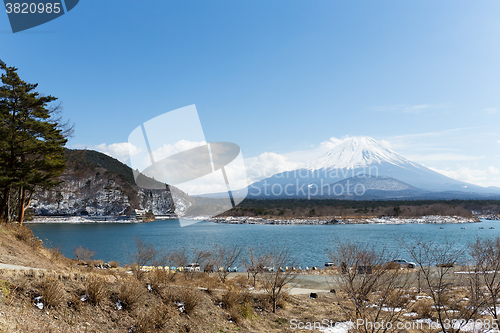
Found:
[212,244,244,284]
[327,241,414,333]
[259,245,297,313]
[248,246,264,287]
[73,245,96,263]
[165,247,214,280]
[192,248,213,273]
[132,238,158,280]
[402,238,488,333]
[168,248,189,268]
[468,237,500,321]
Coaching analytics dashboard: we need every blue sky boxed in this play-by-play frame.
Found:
[2,0,500,187]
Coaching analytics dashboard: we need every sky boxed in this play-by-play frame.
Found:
[1,0,500,188]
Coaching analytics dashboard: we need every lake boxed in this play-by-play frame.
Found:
[27,219,499,267]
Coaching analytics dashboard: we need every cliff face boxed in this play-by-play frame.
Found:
[30,149,193,217]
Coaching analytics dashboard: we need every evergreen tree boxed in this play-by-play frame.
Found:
[0,60,70,224]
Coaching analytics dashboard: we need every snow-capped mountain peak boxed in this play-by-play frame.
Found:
[308,136,410,170]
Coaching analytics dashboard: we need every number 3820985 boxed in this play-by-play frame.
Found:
[5,3,62,14]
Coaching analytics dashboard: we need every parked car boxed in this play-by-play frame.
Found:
[184,263,201,272]
[389,259,416,268]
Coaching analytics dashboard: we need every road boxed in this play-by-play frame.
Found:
[0,263,45,271]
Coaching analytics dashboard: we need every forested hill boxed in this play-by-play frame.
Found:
[64,149,136,185]
[30,149,194,217]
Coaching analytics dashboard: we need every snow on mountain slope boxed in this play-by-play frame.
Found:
[308,137,415,170]
[240,136,500,198]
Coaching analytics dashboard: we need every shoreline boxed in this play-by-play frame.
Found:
[24,214,497,225]
[25,215,179,224]
[210,215,481,225]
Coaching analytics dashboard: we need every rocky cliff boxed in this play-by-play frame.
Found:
[30,149,194,217]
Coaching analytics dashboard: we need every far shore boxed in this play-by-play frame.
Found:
[25,215,178,224]
[210,215,482,225]
[24,214,500,225]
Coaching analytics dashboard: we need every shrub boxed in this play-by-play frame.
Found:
[0,279,12,300]
[109,261,120,268]
[254,294,272,312]
[164,287,200,315]
[232,275,249,290]
[85,275,108,305]
[133,304,169,332]
[149,269,170,293]
[119,279,145,310]
[181,288,200,315]
[132,238,158,281]
[49,247,69,264]
[414,300,434,319]
[276,291,290,309]
[68,293,84,311]
[229,301,253,323]
[385,289,411,308]
[239,302,253,319]
[13,225,42,248]
[221,291,240,309]
[41,278,66,308]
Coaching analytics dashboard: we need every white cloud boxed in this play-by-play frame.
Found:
[87,140,206,166]
[484,107,497,115]
[390,126,487,140]
[246,152,304,183]
[151,140,206,161]
[319,137,345,150]
[92,142,142,163]
[379,139,393,150]
[176,158,249,195]
[408,153,484,162]
[89,140,249,195]
[429,166,500,188]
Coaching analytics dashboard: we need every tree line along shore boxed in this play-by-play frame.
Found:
[212,199,499,224]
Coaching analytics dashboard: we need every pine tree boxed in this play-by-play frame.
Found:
[0,60,69,224]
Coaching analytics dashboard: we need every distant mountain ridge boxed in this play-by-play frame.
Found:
[229,137,500,200]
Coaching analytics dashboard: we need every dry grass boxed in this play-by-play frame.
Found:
[179,287,201,315]
[119,278,145,310]
[276,290,290,309]
[221,290,240,309]
[41,277,66,308]
[12,224,42,248]
[414,299,434,319]
[133,304,170,332]
[148,269,171,293]
[163,286,201,315]
[219,290,256,324]
[85,275,109,305]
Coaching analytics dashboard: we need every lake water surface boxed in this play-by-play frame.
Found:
[28,219,499,267]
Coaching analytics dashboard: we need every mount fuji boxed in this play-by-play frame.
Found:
[237,137,500,199]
